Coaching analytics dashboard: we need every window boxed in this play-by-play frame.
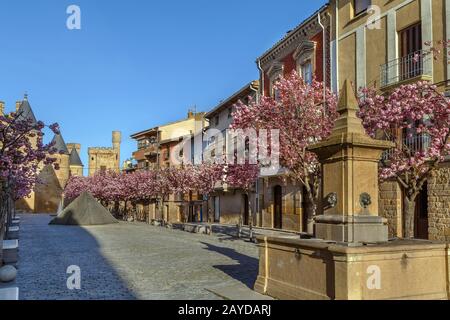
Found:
[301,61,313,85]
[228,107,233,119]
[215,116,220,126]
[400,23,422,80]
[164,148,170,160]
[271,77,282,100]
[354,0,371,16]
[138,139,150,150]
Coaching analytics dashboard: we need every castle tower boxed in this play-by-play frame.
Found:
[15,94,38,213]
[88,131,121,176]
[67,143,84,177]
[112,131,121,170]
[15,94,67,214]
[51,133,70,188]
[67,143,81,156]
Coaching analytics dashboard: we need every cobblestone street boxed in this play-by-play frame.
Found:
[14,214,260,300]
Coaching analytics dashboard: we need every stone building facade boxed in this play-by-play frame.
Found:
[204,81,259,226]
[88,131,121,176]
[330,0,450,239]
[255,5,331,233]
[130,111,207,223]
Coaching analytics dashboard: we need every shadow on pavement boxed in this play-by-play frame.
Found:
[16,214,137,300]
[200,242,258,289]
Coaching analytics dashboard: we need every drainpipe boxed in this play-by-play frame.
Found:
[255,59,264,229]
[249,82,261,232]
[335,0,339,93]
[318,12,327,97]
[257,59,264,102]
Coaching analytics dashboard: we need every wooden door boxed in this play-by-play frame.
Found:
[414,182,429,239]
[274,186,283,229]
[399,23,422,80]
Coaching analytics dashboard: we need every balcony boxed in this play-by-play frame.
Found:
[133,144,158,161]
[380,50,432,90]
[382,133,431,161]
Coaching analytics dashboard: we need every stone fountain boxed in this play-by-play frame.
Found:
[254,80,450,300]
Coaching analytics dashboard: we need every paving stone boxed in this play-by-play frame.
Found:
[15,214,260,300]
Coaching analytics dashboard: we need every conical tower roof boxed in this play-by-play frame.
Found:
[17,94,38,126]
[69,148,84,166]
[52,133,70,155]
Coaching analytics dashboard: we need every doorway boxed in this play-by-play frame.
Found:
[414,182,429,239]
[243,194,249,226]
[274,186,283,229]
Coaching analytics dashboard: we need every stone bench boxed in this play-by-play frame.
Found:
[6,226,19,240]
[183,224,211,235]
[2,240,18,264]
[0,287,19,300]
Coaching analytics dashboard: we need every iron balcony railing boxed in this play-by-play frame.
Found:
[380,50,432,87]
[382,133,431,161]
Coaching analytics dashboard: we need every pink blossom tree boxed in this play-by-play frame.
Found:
[0,110,59,235]
[64,175,90,201]
[231,71,338,233]
[191,163,224,223]
[155,166,193,225]
[225,163,259,238]
[358,81,450,238]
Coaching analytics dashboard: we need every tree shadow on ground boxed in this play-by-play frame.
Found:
[200,242,259,289]
[16,214,137,300]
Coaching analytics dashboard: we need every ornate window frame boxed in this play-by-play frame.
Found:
[267,61,284,98]
[293,40,317,82]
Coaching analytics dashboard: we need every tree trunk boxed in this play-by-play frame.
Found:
[0,191,7,266]
[305,191,317,235]
[404,196,416,239]
[237,215,242,238]
[160,197,166,226]
[248,193,254,241]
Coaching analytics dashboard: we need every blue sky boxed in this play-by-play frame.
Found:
[0,0,327,172]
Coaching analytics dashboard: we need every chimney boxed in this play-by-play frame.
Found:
[15,101,21,112]
[187,110,195,119]
[0,101,4,116]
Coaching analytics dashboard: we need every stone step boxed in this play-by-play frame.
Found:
[6,226,19,240]
[2,240,19,264]
[206,283,274,301]
[183,224,211,235]
[0,287,19,300]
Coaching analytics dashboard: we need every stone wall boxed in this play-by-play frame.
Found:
[260,177,303,232]
[428,167,450,241]
[379,180,402,238]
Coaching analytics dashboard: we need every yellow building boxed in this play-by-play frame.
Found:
[130,111,208,223]
[330,0,449,94]
[330,0,450,240]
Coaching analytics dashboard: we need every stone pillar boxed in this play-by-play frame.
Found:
[309,80,394,244]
